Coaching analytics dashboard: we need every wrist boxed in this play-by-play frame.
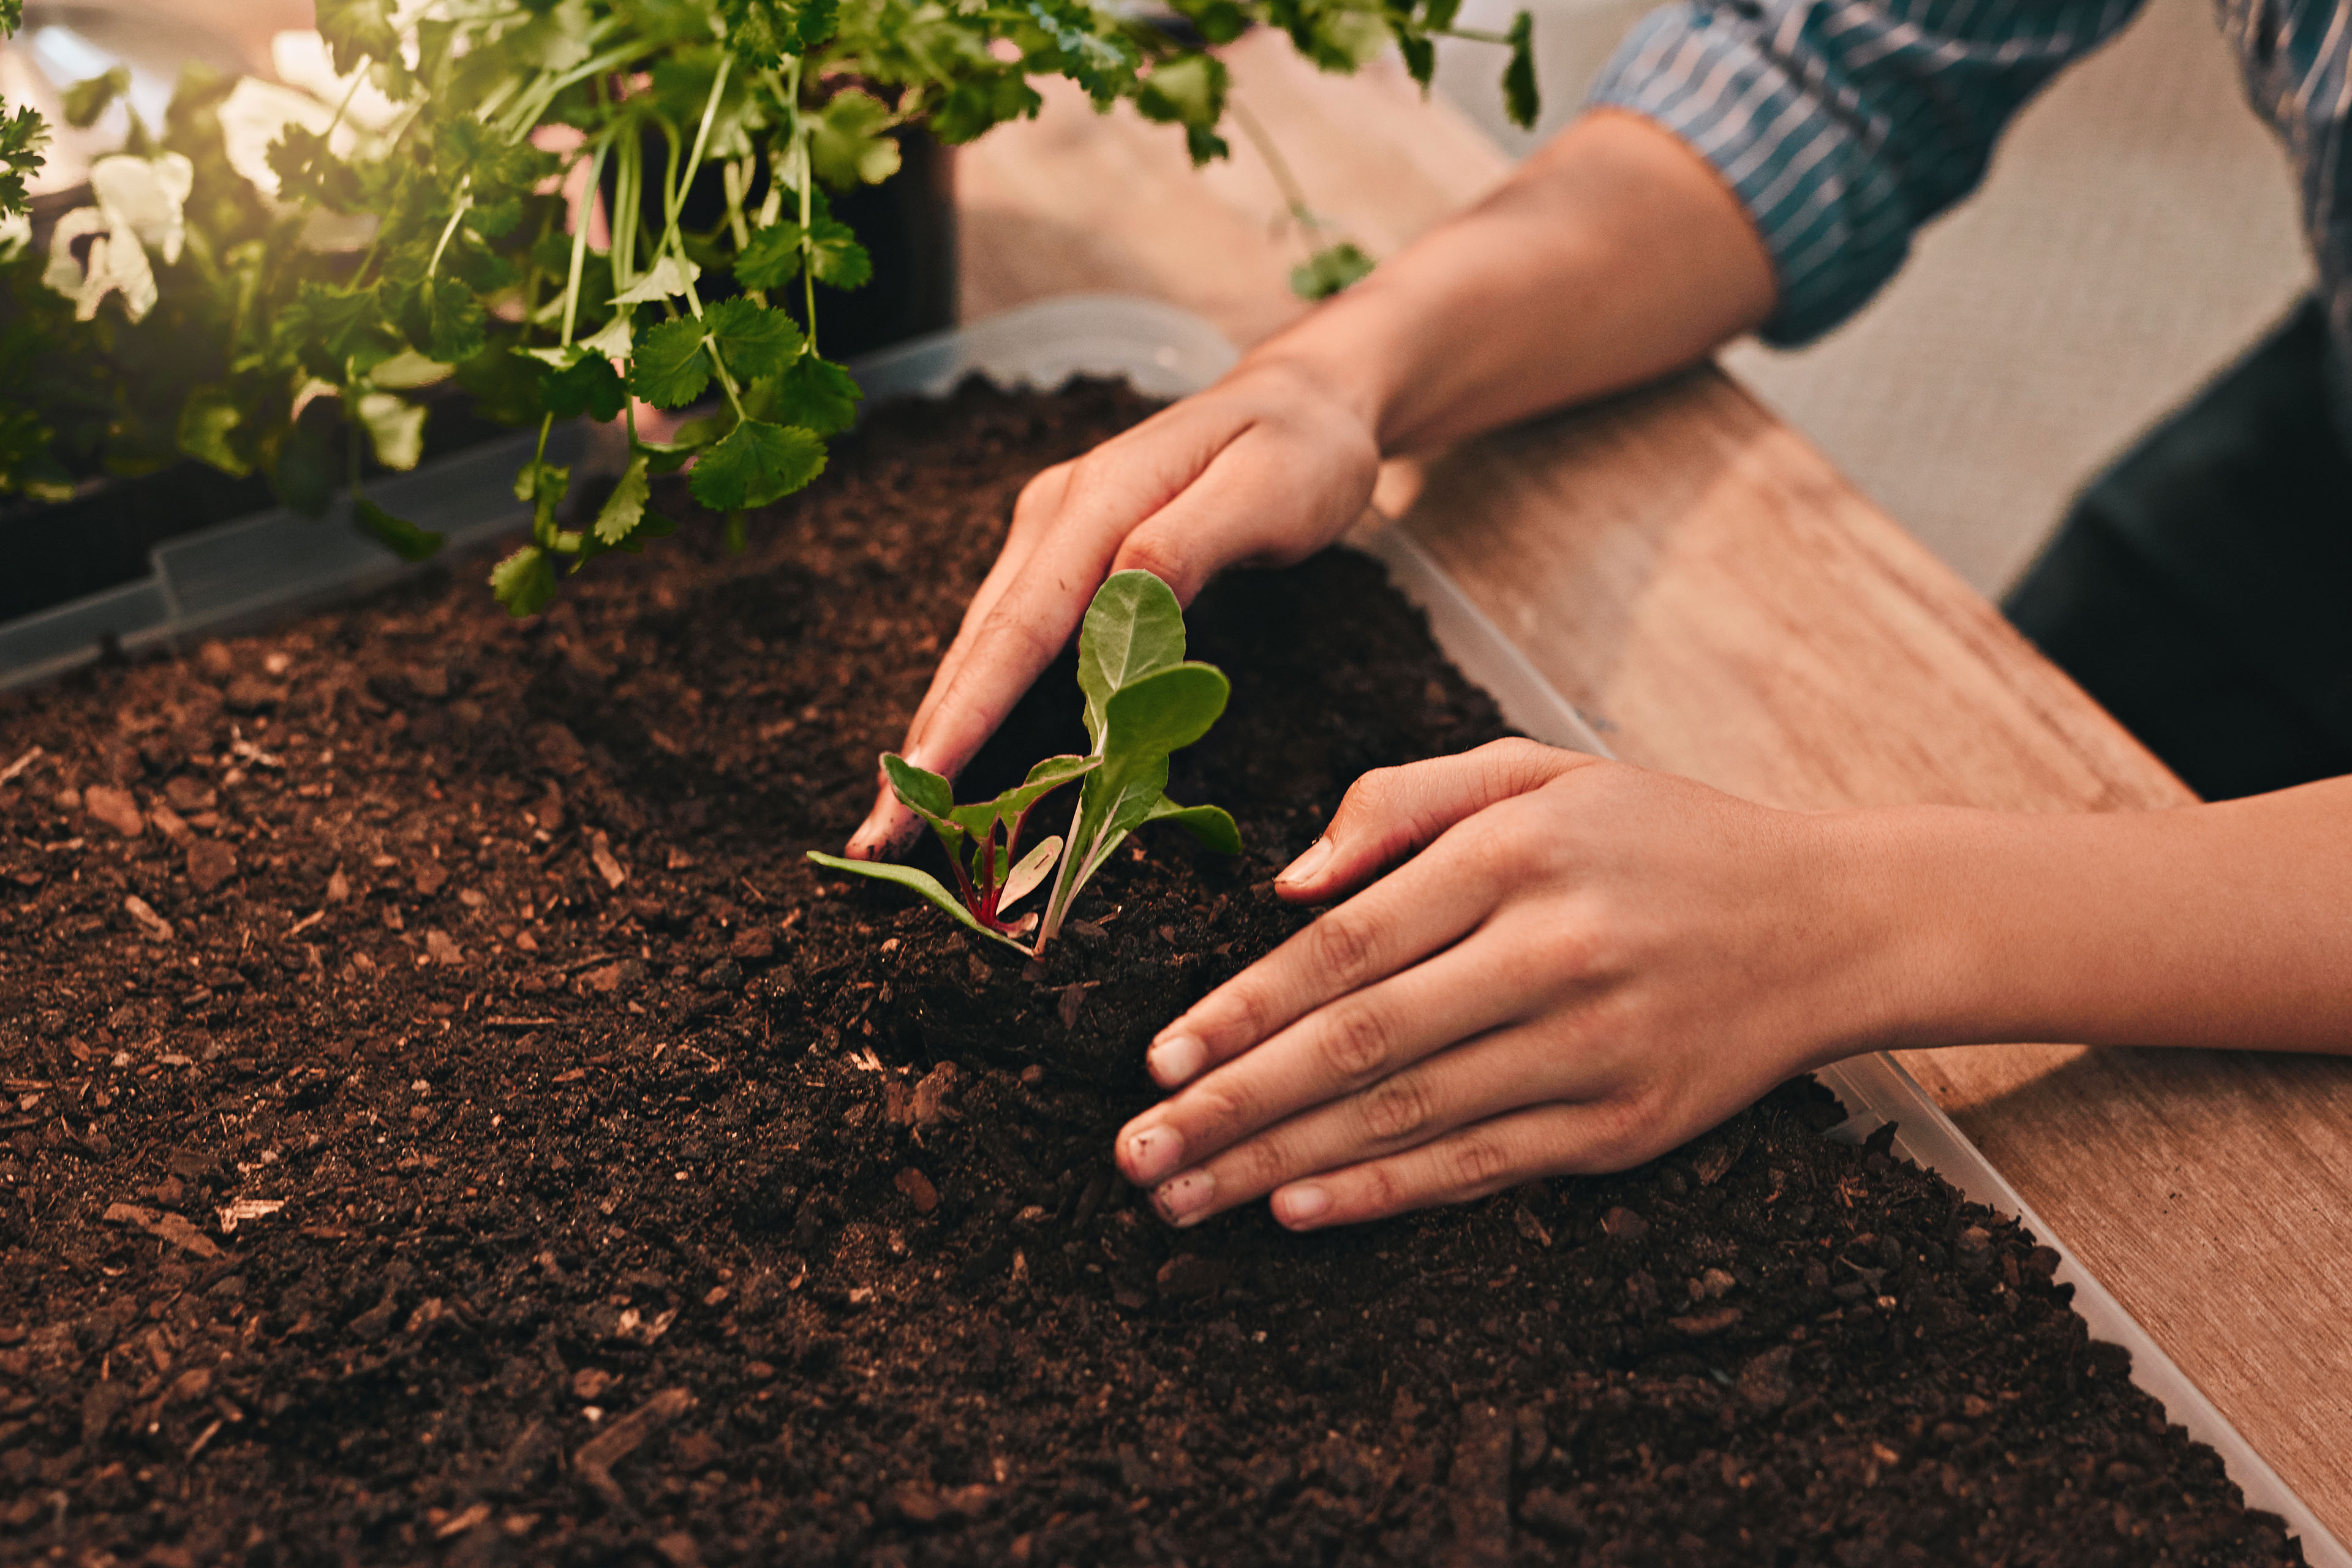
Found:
[1801,804,2016,1059]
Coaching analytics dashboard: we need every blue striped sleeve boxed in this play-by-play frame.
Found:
[1587,0,2147,344]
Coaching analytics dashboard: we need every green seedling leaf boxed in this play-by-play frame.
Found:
[999,834,1063,910]
[805,852,1031,954]
[704,295,805,382]
[882,752,963,853]
[1077,568,1186,746]
[1291,241,1376,302]
[630,316,714,409]
[490,543,557,617]
[1143,795,1242,853]
[688,418,824,510]
[354,496,444,561]
[946,753,1098,843]
[1098,652,1227,769]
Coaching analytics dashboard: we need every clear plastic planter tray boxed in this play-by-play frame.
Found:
[865,296,2348,1564]
[0,292,2339,1560]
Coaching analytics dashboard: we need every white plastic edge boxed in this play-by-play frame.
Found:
[1814,1052,2350,1567]
[905,290,2345,1565]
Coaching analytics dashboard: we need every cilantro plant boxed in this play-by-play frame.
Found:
[0,0,43,220]
[809,570,1239,956]
[0,0,1538,607]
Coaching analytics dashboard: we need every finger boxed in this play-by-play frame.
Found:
[1140,1009,1627,1226]
[845,470,1078,858]
[846,401,1259,856]
[1268,1100,1652,1230]
[1271,739,1595,902]
[1144,788,1562,1089]
[1118,922,1566,1189]
[1106,409,1378,601]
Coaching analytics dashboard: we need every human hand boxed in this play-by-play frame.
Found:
[1114,739,1907,1228]
[844,355,1381,858]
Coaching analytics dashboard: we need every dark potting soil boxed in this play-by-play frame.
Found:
[0,380,2307,1567]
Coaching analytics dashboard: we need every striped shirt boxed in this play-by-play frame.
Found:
[1589,0,2352,445]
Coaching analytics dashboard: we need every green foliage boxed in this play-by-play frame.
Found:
[812,571,1238,957]
[0,0,1537,606]
[1291,239,1375,301]
[687,417,824,510]
[62,68,130,130]
[354,497,445,561]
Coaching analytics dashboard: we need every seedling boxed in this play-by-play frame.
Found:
[810,570,1239,956]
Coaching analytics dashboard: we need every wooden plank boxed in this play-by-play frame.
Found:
[954,31,2352,1539]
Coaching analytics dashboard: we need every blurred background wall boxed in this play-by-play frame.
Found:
[1430,0,2312,598]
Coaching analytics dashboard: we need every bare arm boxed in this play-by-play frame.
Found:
[846,110,1774,855]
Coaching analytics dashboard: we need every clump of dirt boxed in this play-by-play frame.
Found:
[0,380,2306,1565]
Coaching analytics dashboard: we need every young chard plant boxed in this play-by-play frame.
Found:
[809,569,1238,956]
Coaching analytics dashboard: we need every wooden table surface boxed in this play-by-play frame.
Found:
[960,31,2352,1542]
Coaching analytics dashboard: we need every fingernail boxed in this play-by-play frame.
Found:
[1274,1183,1332,1228]
[1276,837,1333,887]
[1153,1169,1215,1226]
[1123,1125,1184,1185]
[1147,1033,1205,1087]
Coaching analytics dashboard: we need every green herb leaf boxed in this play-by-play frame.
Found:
[704,295,805,381]
[490,543,558,617]
[808,88,902,189]
[1502,10,1539,129]
[1135,55,1226,129]
[592,454,652,546]
[355,391,426,470]
[611,254,703,306]
[1291,240,1376,302]
[315,0,400,74]
[355,496,445,561]
[688,417,824,510]
[397,276,488,365]
[733,222,805,292]
[804,851,1031,954]
[629,315,714,409]
[176,386,249,477]
[62,67,129,130]
[544,352,628,420]
[1077,568,1187,747]
[757,354,861,435]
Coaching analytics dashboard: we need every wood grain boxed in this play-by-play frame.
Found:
[952,34,2352,1541]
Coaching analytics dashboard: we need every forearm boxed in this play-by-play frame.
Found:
[1238,109,1776,454]
[1860,780,2352,1055]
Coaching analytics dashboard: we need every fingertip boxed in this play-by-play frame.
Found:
[1272,837,1335,895]
[1145,1033,1205,1088]
[1272,1183,1333,1229]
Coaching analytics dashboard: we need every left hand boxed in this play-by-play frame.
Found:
[1113,739,1909,1229]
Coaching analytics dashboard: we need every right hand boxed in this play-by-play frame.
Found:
[845,355,1382,858]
